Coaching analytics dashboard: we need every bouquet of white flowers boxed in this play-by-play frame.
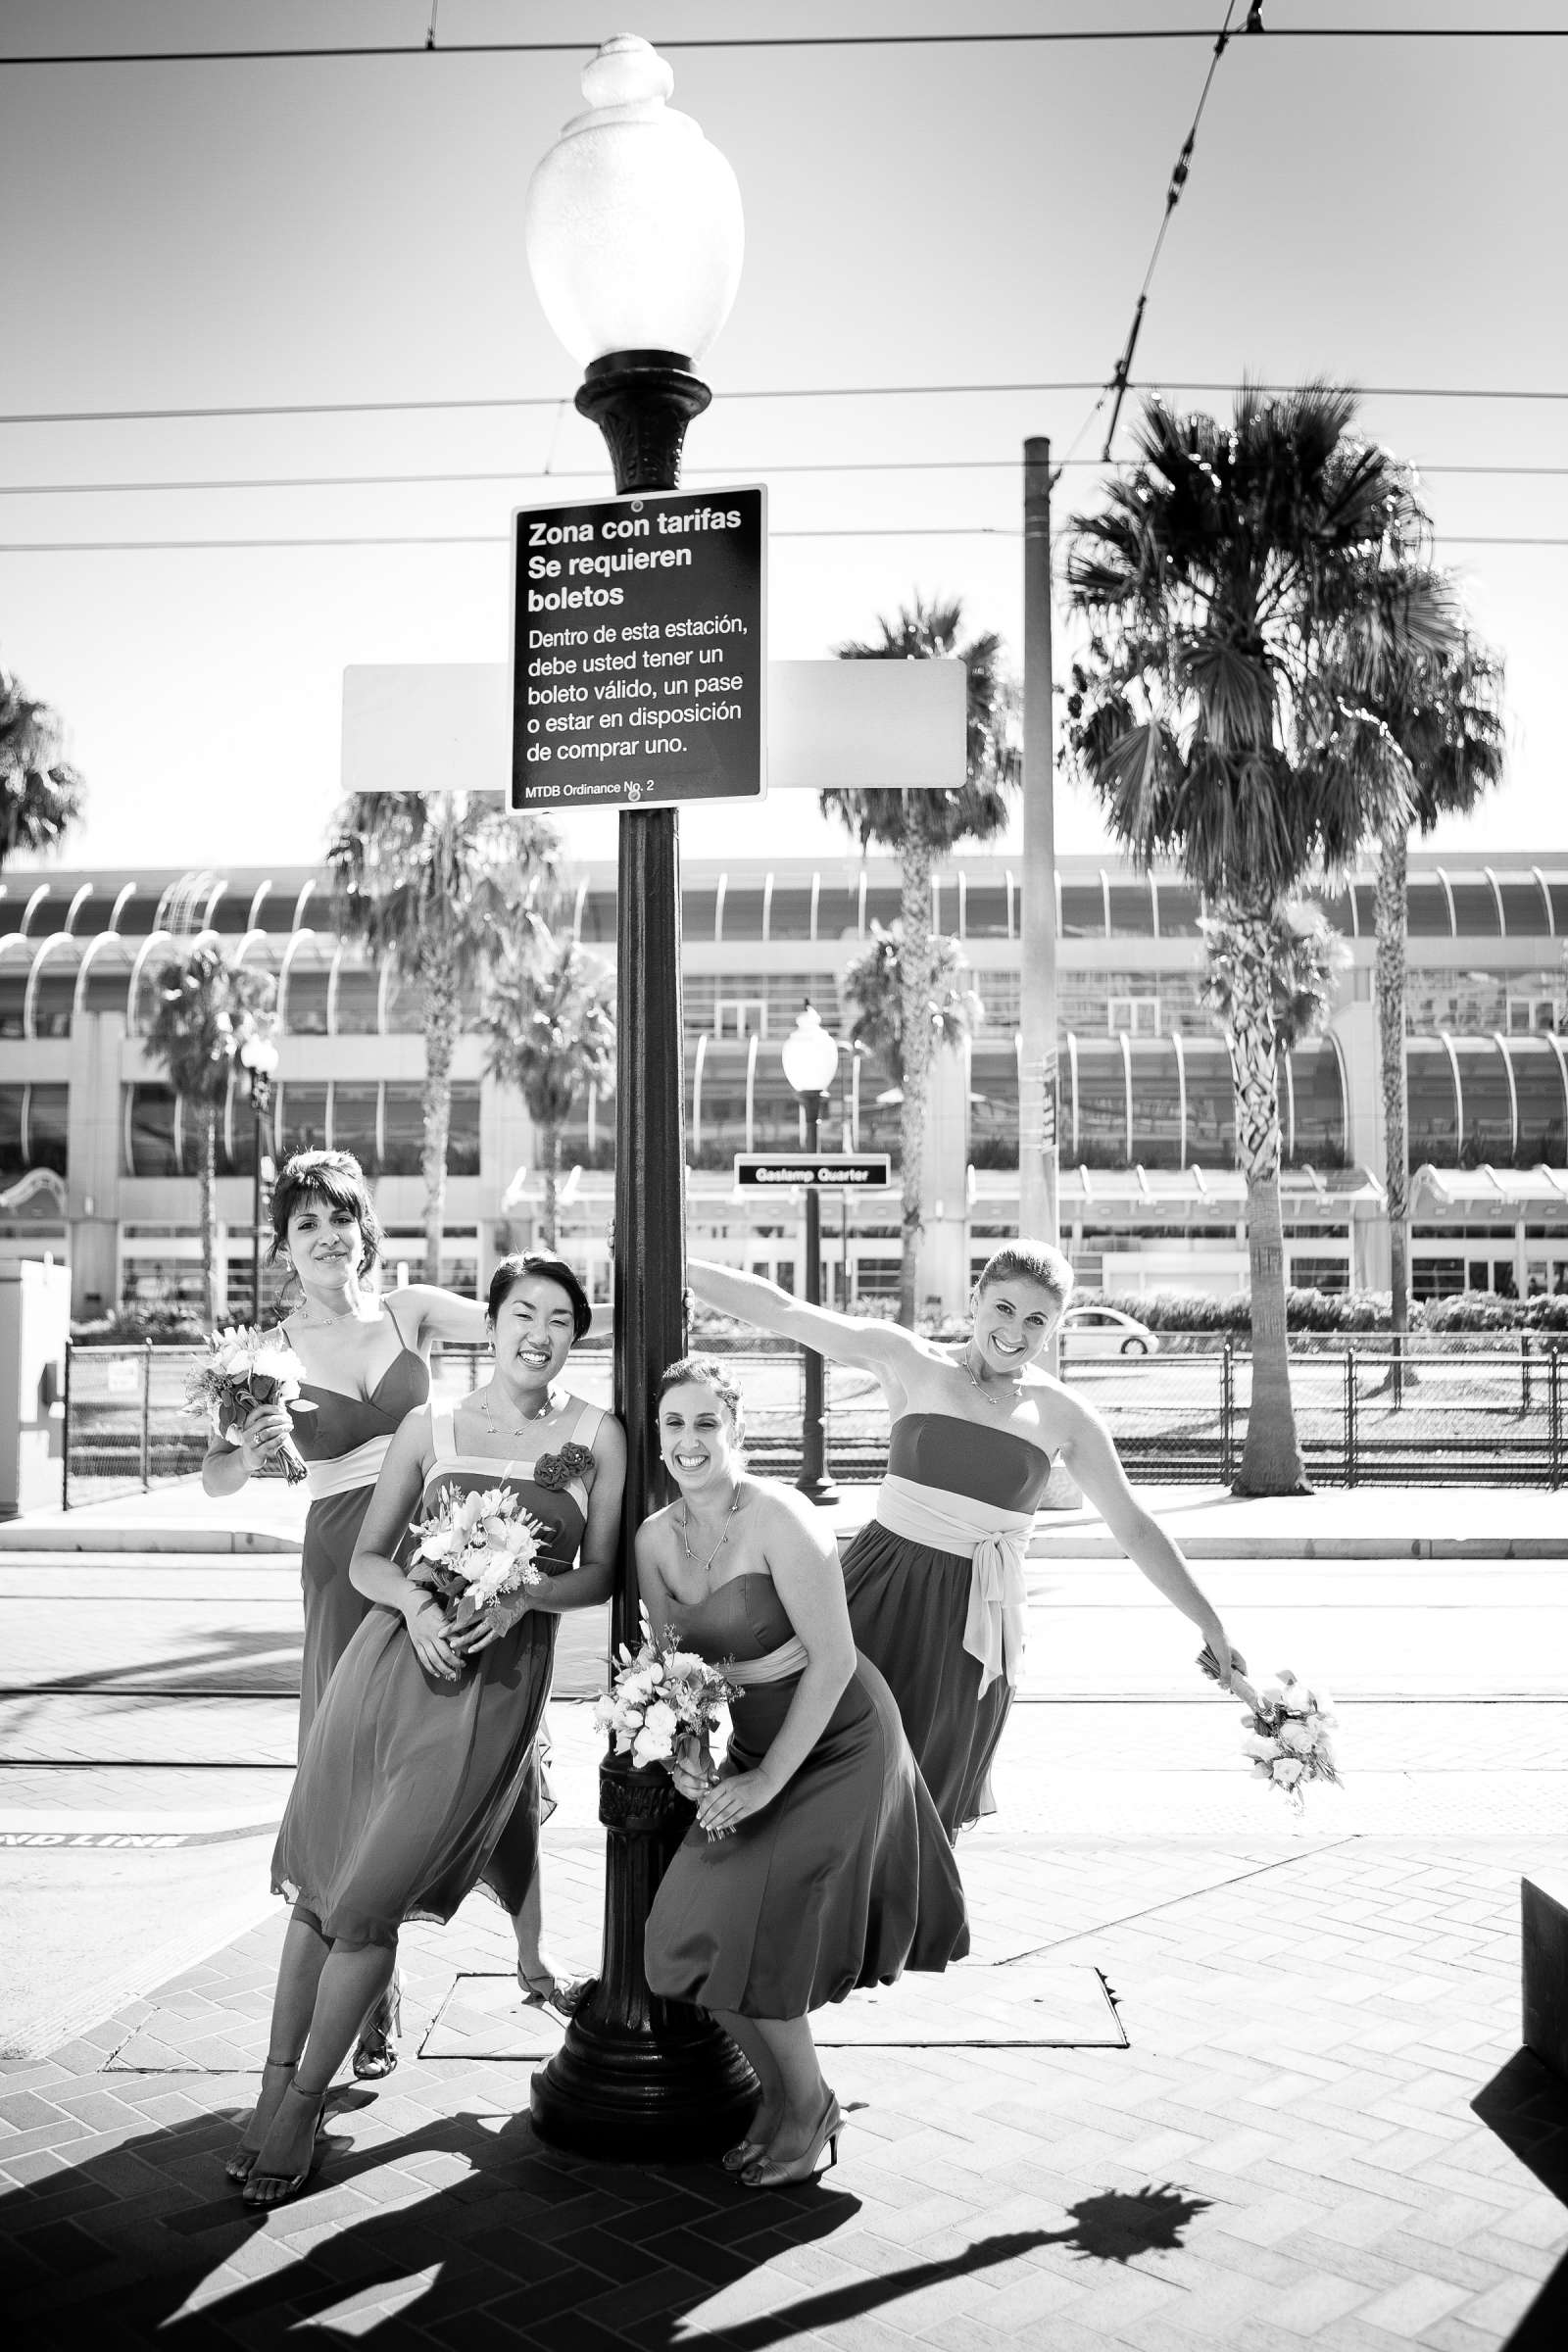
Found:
[1200,1647,1341,1813]
[408,1485,549,1642]
[595,1607,737,1820]
[185,1325,316,1484]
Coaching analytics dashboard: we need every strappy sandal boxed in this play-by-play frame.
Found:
[224,2055,298,2183]
[518,1965,591,2020]
[241,2080,329,2210]
[352,1976,402,2081]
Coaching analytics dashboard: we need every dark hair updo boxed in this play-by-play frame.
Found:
[486,1250,593,1342]
[269,1150,384,1276]
[656,1352,748,1450]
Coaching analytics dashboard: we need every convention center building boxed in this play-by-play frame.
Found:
[2,851,1567,1320]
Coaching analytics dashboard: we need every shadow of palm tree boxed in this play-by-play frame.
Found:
[1,2073,1219,2350]
[1472,2048,1568,2347]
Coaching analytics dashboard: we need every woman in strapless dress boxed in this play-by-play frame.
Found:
[689,1242,1247,1838]
[233,1252,625,2210]
[641,1355,967,2191]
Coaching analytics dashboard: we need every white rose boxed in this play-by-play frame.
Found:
[1278,1722,1314,1755]
[417,1529,457,1563]
[592,1694,617,1733]
[1272,1756,1305,1787]
[633,1700,679,1767]
[1242,1734,1282,1762]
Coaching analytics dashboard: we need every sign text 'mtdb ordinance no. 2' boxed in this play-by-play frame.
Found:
[511,485,765,814]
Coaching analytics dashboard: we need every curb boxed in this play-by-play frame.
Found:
[0,1524,301,1556]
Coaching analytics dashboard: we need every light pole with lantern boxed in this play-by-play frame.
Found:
[238,1029,279,1325]
[522,32,755,2158]
[781,1004,841,1507]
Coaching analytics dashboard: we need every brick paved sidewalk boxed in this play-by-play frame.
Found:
[5,1829,1568,2350]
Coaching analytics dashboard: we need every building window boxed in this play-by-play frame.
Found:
[1108,996,1161,1037]
[123,1084,180,1178]
[0,1087,24,1177]
[1286,1042,1347,1169]
[1128,1038,1183,1169]
[1508,995,1562,1034]
[26,1085,69,1176]
[332,1083,381,1171]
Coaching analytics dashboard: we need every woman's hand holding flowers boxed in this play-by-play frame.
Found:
[235,1401,294,1476]
[403,1592,463,1682]
[696,1766,777,1839]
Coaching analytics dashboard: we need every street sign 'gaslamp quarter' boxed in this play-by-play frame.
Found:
[522,33,756,2159]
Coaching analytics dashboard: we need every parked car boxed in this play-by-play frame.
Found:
[1059,1305,1159,1357]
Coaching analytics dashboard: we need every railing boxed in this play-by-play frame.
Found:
[61,1331,1568,1508]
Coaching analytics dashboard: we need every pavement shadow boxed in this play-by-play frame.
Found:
[0,2084,1218,2347]
[17,1625,302,1697]
[1472,2047,1568,2346]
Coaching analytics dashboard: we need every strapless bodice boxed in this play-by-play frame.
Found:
[289,1349,429,1463]
[887,1412,1054,1512]
[666,1572,794,1665]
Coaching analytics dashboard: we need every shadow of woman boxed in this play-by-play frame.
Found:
[4,2075,1218,2350]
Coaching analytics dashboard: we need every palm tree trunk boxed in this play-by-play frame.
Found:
[1224,909,1311,1495]
[421,957,459,1287]
[542,1124,561,1250]
[897,827,933,1330]
[1376,821,1412,1341]
[198,1102,220,1325]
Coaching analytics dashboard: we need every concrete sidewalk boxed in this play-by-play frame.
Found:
[7,1473,1567,1558]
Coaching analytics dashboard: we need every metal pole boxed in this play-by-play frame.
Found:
[61,1340,71,1512]
[1344,1347,1357,1488]
[140,1339,153,1493]
[797,1097,838,1506]
[1019,437,1060,1261]
[251,1083,264,1326]
[530,350,753,2161]
[1221,1336,1234,1486]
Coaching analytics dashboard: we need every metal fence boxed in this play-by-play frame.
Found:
[60,1331,1567,1507]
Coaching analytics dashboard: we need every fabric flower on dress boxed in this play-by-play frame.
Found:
[534,1441,596,1492]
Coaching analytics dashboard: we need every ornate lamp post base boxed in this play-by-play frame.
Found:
[529,1755,756,2158]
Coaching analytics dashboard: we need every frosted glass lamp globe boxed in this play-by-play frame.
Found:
[239,1033,280,1079]
[525,34,744,369]
[781,1007,841,1099]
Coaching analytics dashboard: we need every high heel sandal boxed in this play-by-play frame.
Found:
[241,2081,328,2210]
[224,2056,297,2183]
[740,2092,844,2190]
[352,1974,402,2081]
[720,2132,772,2174]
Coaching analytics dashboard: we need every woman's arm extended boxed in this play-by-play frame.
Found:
[521,1411,627,1616]
[688,1257,911,1375]
[391,1284,489,1350]
[349,1409,463,1680]
[690,1488,858,1835]
[1056,1393,1243,1687]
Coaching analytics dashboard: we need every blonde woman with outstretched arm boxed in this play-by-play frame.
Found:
[689,1243,1245,1839]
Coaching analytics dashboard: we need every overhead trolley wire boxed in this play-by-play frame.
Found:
[0,24,1559,66]
[4,380,1568,431]
[2,528,1562,554]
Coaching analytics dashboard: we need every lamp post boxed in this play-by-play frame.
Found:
[523,33,753,2159]
[781,1004,841,1506]
[238,1032,279,1325]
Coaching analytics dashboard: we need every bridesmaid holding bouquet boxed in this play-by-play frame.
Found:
[689,1244,1245,1838]
[640,1355,966,2189]
[232,1251,624,2208]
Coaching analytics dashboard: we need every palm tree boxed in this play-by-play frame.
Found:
[0,661,84,867]
[1327,580,1506,1344]
[839,921,984,1096]
[823,594,1019,1325]
[1064,382,1452,1493]
[145,945,275,1321]
[328,794,557,1281]
[481,923,616,1248]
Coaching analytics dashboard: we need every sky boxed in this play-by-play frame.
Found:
[2,0,1567,876]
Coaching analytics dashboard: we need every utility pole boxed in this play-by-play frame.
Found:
[1019,437,1059,1254]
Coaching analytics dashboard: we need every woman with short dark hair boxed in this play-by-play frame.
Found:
[231,1251,624,2209]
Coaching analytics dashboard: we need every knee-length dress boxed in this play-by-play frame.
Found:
[288,1349,430,1756]
[644,1574,969,2020]
[841,1413,1054,1838]
[270,1400,604,1947]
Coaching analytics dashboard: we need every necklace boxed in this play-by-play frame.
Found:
[476,1384,557,1438]
[960,1344,1024,1412]
[678,1487,743,1577]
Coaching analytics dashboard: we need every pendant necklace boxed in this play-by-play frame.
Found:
[960,1346,1023,1413]
[477,1384,556,1440]
[679,1488,743,1577]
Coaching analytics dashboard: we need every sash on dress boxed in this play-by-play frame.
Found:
[723,1636,809,1689]
[305,1433,393,1501]
[873,1475,1033,1695]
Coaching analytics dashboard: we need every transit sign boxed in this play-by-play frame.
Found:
[511,485,765,815]
[734,1153,892,1191]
